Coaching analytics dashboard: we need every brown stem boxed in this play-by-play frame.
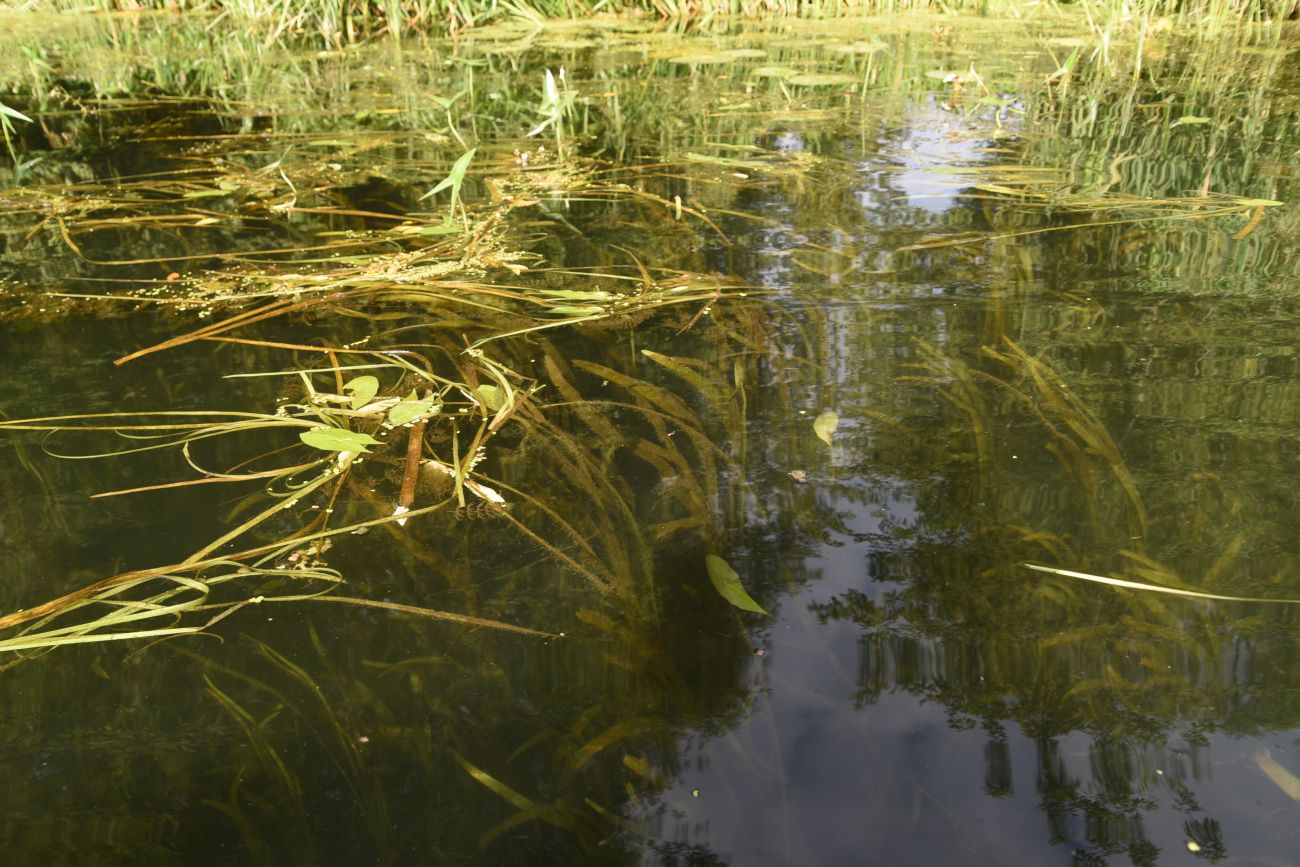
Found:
[399,418,428,509]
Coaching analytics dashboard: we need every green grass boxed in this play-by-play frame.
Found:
[3,0,1294,45]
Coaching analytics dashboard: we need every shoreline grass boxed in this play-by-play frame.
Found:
[2,0,1295,46]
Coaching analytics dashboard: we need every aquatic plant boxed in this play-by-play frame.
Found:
[0,97,30,163]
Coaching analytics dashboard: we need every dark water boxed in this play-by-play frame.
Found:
[1,13,1299,866]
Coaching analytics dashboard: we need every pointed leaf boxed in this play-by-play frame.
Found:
[343,375,380,410]
[300,427,381,453]
[543,69,558,106]
[0,102,33,123]
[813,411,838,446]
[705,555,769,615]
[549,305,604,316]
[447,147,476,184]
[388,392,438,425]
[536,289,615,301]
[414,222,462,235]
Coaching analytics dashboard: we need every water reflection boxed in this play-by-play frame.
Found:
[0,14,1299,867]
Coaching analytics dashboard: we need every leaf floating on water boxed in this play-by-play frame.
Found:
[832,41,887,55]
[549,305,605,316]
[1252,750,1300,802]
[388,392,438,425]
[1025,563,1300,604]
[343,375,380,410]
[300,427,381,453]
[751,66,797,79]
[705,554,769,615]
[413,223,461,235]
[669,53,734,66]
[474,384,504,412]
[536,289,615,301]
[813,411,838,446]
[787,72,858,87]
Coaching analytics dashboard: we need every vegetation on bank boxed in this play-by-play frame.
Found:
[2,0,1296,44]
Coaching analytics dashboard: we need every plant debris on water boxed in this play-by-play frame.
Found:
[0,6,1299,864]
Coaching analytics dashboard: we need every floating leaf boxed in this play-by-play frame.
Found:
[813,410,838,446]
[414,223,462,235]
[1253,750,1300,802]
[343,375,379,410]
[669,53,733,65]
[832,41,886,55]
[705,555,769,615]
[788,72,858,87]
[388,392,438,425]
[536,289,615,301]
[300,427,381,453]
[751,66,797,79]
[474,384,504,412]
[549,305,605,316]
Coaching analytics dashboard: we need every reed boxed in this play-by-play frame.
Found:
[4,0,1294,47]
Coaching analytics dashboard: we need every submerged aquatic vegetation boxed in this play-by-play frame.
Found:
[0,113,775,659]
[5,0,1294,47]
[0,9,1297,863]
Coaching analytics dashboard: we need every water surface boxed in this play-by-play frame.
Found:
[1,13,1299,866]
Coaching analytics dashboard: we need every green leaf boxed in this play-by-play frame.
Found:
[1173,115,1211,126]
[414,223,462,235]
[421,147,476,200]
[343,375,380,410]
[705,555,769,615]
[300,427,381,453]
[474,384,504,412]
[787,72,858,87]
[543,69,559,106]
[0,102,33,123]
[1235,198,1283,207]
[813,410,838,446]
[388,392,438,425]
[536,289,615,301]
[549,305,605,316]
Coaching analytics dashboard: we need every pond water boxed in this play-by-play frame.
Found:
[1,12,1299,866]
